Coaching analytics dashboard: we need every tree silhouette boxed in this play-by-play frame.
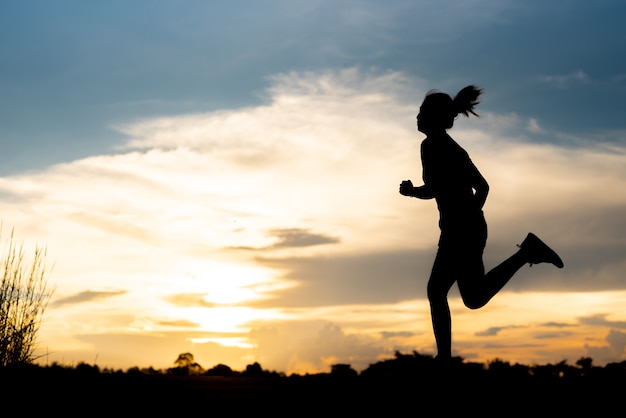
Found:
[330,363,358,378]
[168,352,204,375]
[242,362,264,377]
[576,356,593,371]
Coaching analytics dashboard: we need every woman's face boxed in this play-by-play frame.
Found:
[416,111,425,133]
[416,103,433,134]
[416,95,451,134]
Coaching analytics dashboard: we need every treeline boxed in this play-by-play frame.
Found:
[8,350,625,381]
[156,350,626,381]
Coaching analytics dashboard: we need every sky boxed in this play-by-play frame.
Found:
[1,0,626,373]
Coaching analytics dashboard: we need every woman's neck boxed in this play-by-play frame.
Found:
[426,129,448,139]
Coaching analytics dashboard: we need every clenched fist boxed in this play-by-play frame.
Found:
[399,179,414,196]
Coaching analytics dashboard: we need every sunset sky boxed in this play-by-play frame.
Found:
[1,1,626,373]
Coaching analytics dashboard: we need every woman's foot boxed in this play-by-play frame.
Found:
[519,233,564,268]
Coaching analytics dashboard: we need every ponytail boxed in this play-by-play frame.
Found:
[453,85,483,117]
[420,85,483,131]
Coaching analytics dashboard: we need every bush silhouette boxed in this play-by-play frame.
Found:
[0,228,53,366]
[205,363,236,376]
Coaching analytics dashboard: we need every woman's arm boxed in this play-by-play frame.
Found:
[399,138,437,199]
[399,180,436,199]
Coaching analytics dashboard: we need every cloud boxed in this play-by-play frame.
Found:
[526,118,544,134]
[248,320,406,374]
[539,70,588,88]
[52,290,127,307]
[584,330,626,364]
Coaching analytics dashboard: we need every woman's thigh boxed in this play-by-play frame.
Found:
[428,241,485,299]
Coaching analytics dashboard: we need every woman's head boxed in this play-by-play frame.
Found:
[417,85,483,134]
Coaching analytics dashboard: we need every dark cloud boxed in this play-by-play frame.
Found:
[52,290,127,307]
[482,206,626,294]
[252,213,626,309]
[481,342,544,349]
[475,325,524,337]
[584,329,626,364]
[579,314,626,329]
[252,249,435,308]
[533,331,573,339]
[229,228,340,251]
[267,228,340,249]
[606,330,626,353]
[380,331,415,339]
[247,202,626,310]
[541,322,576,328]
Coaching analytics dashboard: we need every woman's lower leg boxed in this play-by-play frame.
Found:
[430,298,452,359]
[459,250,528,309]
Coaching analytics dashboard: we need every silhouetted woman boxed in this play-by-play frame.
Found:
[399,86,563,361]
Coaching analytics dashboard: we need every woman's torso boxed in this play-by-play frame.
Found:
[421,133,483,229]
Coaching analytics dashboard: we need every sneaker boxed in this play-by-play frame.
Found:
[519,233,564,268]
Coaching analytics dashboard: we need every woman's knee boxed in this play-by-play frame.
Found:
[427,281,448,305]
[461,293,486,310]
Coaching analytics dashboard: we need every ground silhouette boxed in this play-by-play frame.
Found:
[2,351,624,415]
